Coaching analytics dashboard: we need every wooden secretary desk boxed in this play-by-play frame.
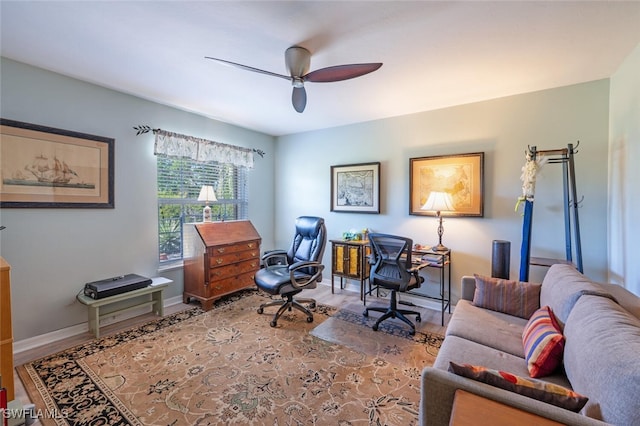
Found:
[183,221,261,310]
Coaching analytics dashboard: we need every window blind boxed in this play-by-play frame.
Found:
[157,154,248,264]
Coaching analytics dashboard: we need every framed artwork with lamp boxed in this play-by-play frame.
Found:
[409,152,484,249]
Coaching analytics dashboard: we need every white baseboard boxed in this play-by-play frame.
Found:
[13,294,185,354]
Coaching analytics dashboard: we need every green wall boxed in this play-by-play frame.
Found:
[609,42,640,295]
[0,58,276,341]
[275,80,610,300]
[0,55,620,342]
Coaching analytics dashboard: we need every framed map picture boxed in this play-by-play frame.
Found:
[331,162,380,214]
[410,152,484,217]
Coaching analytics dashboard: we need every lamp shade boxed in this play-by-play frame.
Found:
[197,185,217,203]
[421,191,455,212]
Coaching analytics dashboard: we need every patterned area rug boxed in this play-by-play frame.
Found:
[17,289,444,425]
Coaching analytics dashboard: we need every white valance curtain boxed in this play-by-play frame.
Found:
[153,129,254,169]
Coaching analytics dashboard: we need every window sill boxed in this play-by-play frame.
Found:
[157,260,184,273]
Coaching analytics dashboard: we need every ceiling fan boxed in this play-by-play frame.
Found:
[205,46,382,113]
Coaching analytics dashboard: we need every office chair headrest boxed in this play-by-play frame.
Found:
[295,216,325,238]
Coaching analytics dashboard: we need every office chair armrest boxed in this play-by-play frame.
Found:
[262,250,288,266]
[288,261,326,288]
[398,267,425,292]
[408,262,430,273]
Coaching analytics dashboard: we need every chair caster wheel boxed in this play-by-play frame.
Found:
[309,302,316,309]
[306,316,313,323]
[363,310,369,317]
[257,307,264,314]
[270,320,277,327]
[409,329,416,336]
[372,324,379,331]
[416,315,421,322]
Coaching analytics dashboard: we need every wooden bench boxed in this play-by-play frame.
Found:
[76,277,171,338]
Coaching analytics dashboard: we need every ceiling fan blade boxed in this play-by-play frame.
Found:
[292,86,307,113]
[205,56,291,81]
[304,63,383,83]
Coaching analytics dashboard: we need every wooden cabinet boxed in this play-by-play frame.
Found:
[0,256,15,401]
[330,239,371,300]
[183,221,261,311]
[450,389,563,425]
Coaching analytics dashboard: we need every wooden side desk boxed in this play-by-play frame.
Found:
[450,390,563,426]
[76,277,171,338]
[407,248,451,326]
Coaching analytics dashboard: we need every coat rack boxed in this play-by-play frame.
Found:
[519,142,583,281]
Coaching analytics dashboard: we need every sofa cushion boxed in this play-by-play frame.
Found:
[433,335,572,389]
[597,282,640,319]
[539,264,603,328]
[434,335,529,375]
[472,274,541,319]
[522,306,564,378]
[563,294,640,424]
[448,362,588,412]
[446,300,529,357]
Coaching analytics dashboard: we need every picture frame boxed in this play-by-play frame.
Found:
[409,152,484,217]
[0,118,114,208]
[331,162,380,214]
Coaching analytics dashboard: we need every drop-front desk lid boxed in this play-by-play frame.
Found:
[194,220,261,246]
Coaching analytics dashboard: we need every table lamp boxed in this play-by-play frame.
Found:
[197,185,217,222]
[421,191,455,252]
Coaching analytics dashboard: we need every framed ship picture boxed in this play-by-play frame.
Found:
[0,119,114,208]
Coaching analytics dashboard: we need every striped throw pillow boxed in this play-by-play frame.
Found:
[472,274,541,319]
[522,306,565,377]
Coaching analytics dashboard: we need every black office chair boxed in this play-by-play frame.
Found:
[363,233,425,335]
[255,216,327,327]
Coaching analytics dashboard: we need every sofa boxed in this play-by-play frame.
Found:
[419,264,640,426]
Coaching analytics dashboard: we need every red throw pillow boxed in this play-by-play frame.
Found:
[522,306,565,377]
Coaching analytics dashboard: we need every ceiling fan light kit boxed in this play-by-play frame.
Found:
[206,46,382,113]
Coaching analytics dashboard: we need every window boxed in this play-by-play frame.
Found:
[157,154,248,264]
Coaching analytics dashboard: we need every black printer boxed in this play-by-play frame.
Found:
[84,274,152,299]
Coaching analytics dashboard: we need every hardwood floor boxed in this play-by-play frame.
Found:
[11,283,451,416]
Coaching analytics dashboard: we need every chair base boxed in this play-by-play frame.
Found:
[257,294,316,327]
[363,291,421,335]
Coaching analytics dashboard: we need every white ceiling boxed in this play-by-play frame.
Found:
[2,1,639,136]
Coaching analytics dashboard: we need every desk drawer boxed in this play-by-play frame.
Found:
[209,248,260,268]
[208,240,260,256]
[209,259,259,281]
[209,271,256,295]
